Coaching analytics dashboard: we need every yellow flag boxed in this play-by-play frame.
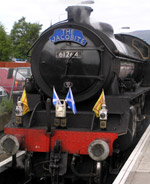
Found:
[92,89,105,117]
[21,89,30,115]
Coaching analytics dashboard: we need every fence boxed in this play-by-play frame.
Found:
[0,62,30,68]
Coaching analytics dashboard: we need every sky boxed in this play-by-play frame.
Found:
[1,0,150,34]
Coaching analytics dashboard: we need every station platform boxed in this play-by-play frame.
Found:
[0,151,25,173]
[113,124,150,184]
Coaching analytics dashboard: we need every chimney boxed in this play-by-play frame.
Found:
[66,6,93,24]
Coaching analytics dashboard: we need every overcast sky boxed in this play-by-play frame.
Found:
[1,0,150,34]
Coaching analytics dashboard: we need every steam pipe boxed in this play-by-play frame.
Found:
[46,98,51,132]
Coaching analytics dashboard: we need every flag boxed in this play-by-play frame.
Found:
[65,88,77,114]
[21,89,30,115]
[53,87,61,106]
[92,89,105,117]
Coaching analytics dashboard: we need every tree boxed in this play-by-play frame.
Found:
[10,17,42,60]
[0,24,12,61]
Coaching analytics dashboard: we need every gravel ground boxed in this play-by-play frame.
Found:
[0,112,11,162]
[0,112,10,131]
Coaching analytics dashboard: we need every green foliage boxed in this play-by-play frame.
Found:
[0,98,13,114]
[10,17,42,60]
[0,23,12,61]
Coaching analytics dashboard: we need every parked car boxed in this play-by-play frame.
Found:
[0,68,25,96]
[0,86,8,101]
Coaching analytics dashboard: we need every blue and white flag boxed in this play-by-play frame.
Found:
[65,88,77,114]
[53,87,61,106]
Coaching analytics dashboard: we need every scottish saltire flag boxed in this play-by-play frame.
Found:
[65,88,77,114]
[53,87,61,106]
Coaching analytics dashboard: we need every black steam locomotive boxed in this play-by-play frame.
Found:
[1,5,150,184]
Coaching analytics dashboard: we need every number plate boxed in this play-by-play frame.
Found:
[56,51,82,58]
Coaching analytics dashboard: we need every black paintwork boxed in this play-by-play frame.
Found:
[6,5,150,183]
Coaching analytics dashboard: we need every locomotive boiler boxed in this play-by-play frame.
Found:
[1,5,150,184]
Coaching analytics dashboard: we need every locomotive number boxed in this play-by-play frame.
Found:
[56,51,82,58]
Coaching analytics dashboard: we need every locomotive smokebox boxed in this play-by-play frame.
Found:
[66,6,93,24]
